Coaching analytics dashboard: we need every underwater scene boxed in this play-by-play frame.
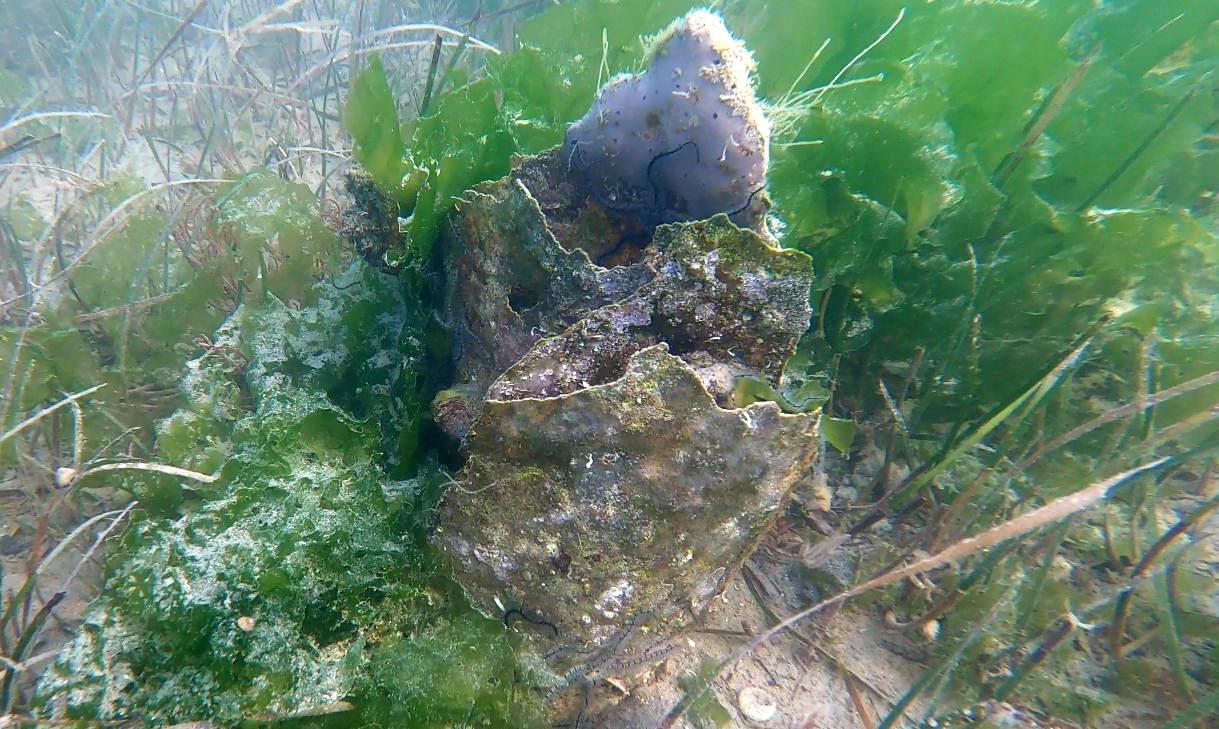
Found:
[1,0,1218,727]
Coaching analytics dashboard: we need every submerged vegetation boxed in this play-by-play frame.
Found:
[1,0,1217,726]
[40,256,540,724]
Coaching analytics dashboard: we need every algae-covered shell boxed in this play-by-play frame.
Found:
[436,344,817,647]
[434,147,817,654]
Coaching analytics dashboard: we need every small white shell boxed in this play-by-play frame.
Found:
[737,686,777,723]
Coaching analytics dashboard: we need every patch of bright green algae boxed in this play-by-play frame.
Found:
[35,218,542,727]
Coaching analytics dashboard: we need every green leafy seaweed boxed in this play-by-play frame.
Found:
[37,262,540,727]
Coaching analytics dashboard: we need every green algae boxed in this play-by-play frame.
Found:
[29,175,541,725]
[678,659,732,729]
[37,264,542,726]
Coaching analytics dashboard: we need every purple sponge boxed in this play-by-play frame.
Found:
[562,11,770,229]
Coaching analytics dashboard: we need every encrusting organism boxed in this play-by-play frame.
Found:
[561,11,771,230]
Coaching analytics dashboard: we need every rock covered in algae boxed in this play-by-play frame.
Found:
[431,9,815,679]
[485,215,813,405]
[434,169,816,658]
[436,343,816,645]
[562,10,771,229]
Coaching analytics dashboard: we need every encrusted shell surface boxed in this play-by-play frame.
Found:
[434,148,817,653]
[437,343,817,646]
